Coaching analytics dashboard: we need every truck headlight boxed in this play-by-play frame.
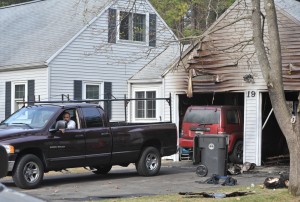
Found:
[3,145,14,154]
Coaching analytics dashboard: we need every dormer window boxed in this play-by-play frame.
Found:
[108,8,156,46]
[119,12,146,42]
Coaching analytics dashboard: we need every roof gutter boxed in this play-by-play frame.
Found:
[0,62,47,72]
[128,79,162,84]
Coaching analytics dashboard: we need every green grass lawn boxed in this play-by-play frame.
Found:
[99,186,299,202]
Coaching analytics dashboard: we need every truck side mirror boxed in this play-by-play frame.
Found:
[49,120,67,134]
[55,120,67,130]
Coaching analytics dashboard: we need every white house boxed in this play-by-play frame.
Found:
[129,0,300,165]
[0,0,180,123]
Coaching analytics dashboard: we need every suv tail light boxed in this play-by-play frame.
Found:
[217,127,226,134]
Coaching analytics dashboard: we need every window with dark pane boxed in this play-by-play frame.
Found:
[226,110,239,124]
[15,84,25,99]
[86,85,99,99]
[119,12,145,42]
[119,11,129,40]
[133,13,146,42]
[135,91,156,119]
[81,108,103,128]
[135,91,145,118]
[146,91,156,118]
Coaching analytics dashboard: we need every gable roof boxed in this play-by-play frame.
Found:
[275,0,300,21]
[129,43,183,81]
[0,0,111,70]
[186,0,300,92]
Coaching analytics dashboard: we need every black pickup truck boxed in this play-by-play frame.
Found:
[0,103,177,189]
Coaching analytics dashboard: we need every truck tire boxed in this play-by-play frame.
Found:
[0,145,8,178]
[91,165,112,175]
[136,147,161,176]
[12,154,44,189]
[229,140,243,164]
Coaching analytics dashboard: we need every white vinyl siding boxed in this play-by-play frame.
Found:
[163,66,189,122]
[49,0,176,121]
[161,70,188,162]
[0,68,48,121]
[243,90,262,166]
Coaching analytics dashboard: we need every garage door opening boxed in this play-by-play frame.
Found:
[261,92,290,165]
[178,92,244,160]
[178,92,244,128]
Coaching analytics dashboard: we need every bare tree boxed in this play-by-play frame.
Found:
[252,0,300,196]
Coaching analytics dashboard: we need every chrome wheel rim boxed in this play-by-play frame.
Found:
[23,161,40,183]
[145,153,158,171]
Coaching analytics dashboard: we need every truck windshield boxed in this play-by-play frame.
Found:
[2,106,59,129]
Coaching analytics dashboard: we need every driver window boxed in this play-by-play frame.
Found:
[56,109,79,129]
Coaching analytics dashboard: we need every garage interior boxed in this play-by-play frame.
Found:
[261,92,291,166]
[178,92,290,165]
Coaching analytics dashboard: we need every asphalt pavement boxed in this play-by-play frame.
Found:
[0,160,289,202]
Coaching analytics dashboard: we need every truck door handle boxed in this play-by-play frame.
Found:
[74,134,84,138]
[101,133,110,136]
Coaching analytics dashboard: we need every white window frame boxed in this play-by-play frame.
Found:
[132,85,161,122]
[117,10,149,45]
[82,82,103,100]
[11,81,27,112]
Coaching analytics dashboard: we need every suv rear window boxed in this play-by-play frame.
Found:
[183,109,220,124]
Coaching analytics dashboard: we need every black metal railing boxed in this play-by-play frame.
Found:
[18,94,172,123]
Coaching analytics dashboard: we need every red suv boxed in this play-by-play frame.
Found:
[179,105,244,163]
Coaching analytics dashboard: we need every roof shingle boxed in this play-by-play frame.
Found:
[0,0,111,68]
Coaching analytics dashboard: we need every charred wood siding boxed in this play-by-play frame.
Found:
[280,9,300,89]
[187,1,300,93]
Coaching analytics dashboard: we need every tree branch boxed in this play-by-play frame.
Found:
[251,0,271,86]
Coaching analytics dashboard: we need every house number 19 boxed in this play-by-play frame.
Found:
[247,91,256,97]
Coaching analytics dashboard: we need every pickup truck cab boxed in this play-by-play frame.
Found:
[179,105,244,163]
[0,103,177,189]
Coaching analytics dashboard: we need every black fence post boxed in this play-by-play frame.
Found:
[124,94,127,122]
[169,93,172,123]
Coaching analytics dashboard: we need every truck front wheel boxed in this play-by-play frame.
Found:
[136,147,161,176]
[12,154,44,189]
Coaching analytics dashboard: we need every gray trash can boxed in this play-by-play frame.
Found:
[193,134,228,176]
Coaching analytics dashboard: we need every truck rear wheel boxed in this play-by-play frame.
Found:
[90,165,112,175]
[12,154,44,189]
[229,140,243,164]
[136,147,161,176]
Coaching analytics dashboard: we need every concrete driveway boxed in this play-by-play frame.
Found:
[0,161,289,201]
